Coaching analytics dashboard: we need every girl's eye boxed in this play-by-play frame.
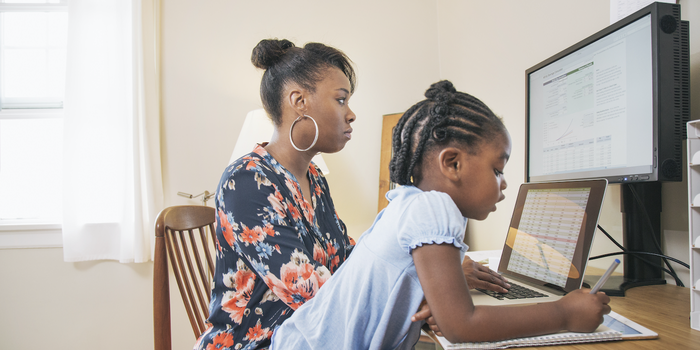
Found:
[338,98,346,105]
[494,169,504,176]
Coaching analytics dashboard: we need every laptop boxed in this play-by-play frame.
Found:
[470,179,608,306]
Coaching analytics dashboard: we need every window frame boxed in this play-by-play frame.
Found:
[0,1,67,12]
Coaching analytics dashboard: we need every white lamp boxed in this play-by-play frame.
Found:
[230,108,330,175]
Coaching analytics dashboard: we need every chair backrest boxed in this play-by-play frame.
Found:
[154,205,216,350]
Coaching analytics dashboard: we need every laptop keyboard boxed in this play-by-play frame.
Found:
[476,282,548,300]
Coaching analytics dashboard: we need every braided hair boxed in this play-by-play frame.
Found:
[389,80,506,186]
[251,39,356,125]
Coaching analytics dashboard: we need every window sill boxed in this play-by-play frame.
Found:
[0,223,62,249]
[0,108,63,118]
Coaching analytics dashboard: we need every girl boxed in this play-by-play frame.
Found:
[269,80,611,349]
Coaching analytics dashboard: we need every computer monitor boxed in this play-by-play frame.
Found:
[525,2,689,184]
[524,2,689,295]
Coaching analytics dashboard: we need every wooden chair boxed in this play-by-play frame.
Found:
[154,205,217,350]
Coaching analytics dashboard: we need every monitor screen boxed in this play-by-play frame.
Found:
[527,15,653,183]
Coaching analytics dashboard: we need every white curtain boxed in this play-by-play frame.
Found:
[62,0,163,263]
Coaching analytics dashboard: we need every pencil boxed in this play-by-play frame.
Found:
[590,259,620,294]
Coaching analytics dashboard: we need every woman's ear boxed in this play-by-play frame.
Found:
[438,147,463,182]
[287,86,307,114]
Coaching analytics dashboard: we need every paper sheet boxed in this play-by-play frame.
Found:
[610,0,676,24]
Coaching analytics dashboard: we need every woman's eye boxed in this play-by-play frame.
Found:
[494,169,504,176]
[338,98,346,105]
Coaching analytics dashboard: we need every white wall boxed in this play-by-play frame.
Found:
[2,1,698,349]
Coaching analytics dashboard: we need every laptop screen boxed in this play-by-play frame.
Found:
[498,179,608,292]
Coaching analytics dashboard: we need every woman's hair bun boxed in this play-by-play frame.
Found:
[251,39,296,70]
[424,80,456,102]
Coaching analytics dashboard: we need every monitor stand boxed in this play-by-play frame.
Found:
[585,182,667,297]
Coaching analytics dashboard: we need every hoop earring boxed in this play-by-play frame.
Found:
[289,114,319,152]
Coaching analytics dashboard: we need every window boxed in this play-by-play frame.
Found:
[0,0,67,246]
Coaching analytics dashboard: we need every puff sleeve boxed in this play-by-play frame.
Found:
[395,190,469,256]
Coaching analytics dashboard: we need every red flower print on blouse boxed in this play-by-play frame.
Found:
[326,242,340,272]
[267,188,286,218]
[253,146,266,157]
[218,209,236,247]
[244,319,272,343]
[301,201,314,223]
[206,331,234,350]
[309,164,319,177]
[245,160,257,171]
[221,260,256,324]
[264,250,330,310]
[216,237,223,254]
[288,203,301,221]
[262,223,276,237]
[326,242,337,256]
[313,243,327,265]
[240,224,266,245]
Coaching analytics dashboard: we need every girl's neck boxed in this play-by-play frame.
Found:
[416,179,452,196]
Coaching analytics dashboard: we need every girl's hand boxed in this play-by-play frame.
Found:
[556,289,611,332]
[462,256,510,293]
[411,299,443,336]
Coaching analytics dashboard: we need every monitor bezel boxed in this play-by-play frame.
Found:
[525,2,686,184]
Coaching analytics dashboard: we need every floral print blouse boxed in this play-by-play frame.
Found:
[193,144,355,350]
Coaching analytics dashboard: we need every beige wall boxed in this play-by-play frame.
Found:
[2,1,698,349]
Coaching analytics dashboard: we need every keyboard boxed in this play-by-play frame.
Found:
[476,282,548,300]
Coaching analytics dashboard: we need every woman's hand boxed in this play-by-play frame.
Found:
[412,299,443,336]
[462,256,510,293]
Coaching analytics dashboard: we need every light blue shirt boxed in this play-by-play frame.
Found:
[270,186,469,349]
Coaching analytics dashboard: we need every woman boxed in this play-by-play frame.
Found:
[193,38,358,350]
